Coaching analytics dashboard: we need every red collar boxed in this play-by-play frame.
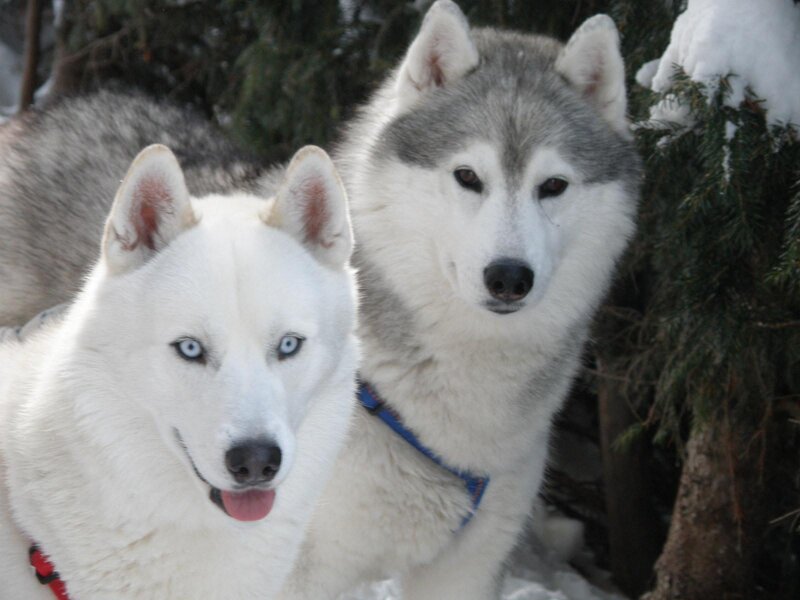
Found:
[29,544,70,600]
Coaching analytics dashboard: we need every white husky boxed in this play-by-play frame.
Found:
[0,144,358,599]
[280,2,640,599]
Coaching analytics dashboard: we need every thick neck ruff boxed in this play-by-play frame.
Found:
[29,544,69,600]
[357,380,489,528]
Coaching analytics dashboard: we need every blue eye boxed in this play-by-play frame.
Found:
[277,335,304,360]
[173,338,205,363]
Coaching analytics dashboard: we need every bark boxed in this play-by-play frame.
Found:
[598,364,663,598]
[18,0,43,112]
[49,1,83,97]
[644,421,768,600]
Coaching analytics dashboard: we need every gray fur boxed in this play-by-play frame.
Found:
[343,26,641,394]
[376,29,640,191]
[352,249,424,364]
[0,90,271,324]
[277,11,641,599]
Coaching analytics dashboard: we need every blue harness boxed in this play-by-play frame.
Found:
[357,381,490,528]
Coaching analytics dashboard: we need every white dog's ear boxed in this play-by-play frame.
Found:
[556,14,630,138]
[102,144,197,274]
[266,146,353,270]
[395,0,479,112]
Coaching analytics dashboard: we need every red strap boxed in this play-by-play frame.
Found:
[29,545,70,600]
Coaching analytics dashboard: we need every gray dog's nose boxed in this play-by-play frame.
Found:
[484,259,534,302]
[225,440,282,485]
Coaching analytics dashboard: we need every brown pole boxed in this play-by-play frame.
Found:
[18,0,44,113]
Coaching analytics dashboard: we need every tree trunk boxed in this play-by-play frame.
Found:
[597,365,662,597]
[644,420,768,600]
[49,0,82,97]
[18,0,43,112]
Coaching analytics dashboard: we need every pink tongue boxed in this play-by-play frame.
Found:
[220,489,276,522]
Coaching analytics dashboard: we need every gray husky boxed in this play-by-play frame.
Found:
[278,2,640,599]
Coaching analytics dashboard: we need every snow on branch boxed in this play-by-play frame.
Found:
[637,0,800,131]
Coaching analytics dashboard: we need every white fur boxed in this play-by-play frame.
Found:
[270,146,354,270]
[556,14,630,138]
[103,144,198,274]
[0,145,359,599]
[279,5,636,600]
[394,0,479,111]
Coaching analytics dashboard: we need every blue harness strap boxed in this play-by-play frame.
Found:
[357,381,490,529]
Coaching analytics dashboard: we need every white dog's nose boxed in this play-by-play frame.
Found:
[483,259,534,302]
[225,440,282,485]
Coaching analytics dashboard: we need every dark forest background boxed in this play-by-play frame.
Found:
[2,1,800,598]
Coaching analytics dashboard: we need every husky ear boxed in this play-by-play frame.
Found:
[102,144,197,274]
[395,0,479,112]
[265,146,353,270]
[556,14,630,138]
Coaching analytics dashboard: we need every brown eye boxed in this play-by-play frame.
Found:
[538,177,569,199]
[454,168,483,193]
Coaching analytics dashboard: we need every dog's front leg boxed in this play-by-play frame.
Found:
[400,467,539,600]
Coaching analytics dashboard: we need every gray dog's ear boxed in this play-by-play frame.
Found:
[103,144,198,274]
[556,15,630,138]
[265,146,353,270]
[395,0,479,112]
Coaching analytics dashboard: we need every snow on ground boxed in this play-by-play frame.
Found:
[343,574,615,600]
[340,532,624,600]
[341,566,623,600]
[637,0,800,129]
[342,567,622,600]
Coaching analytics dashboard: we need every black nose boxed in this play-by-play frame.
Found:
[483,259,534,302]
[225,440,282,485]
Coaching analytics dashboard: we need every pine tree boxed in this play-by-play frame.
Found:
[603,32,800,600]
[53,0,413,161]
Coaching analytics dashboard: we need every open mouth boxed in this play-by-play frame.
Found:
[173,429,276,522]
